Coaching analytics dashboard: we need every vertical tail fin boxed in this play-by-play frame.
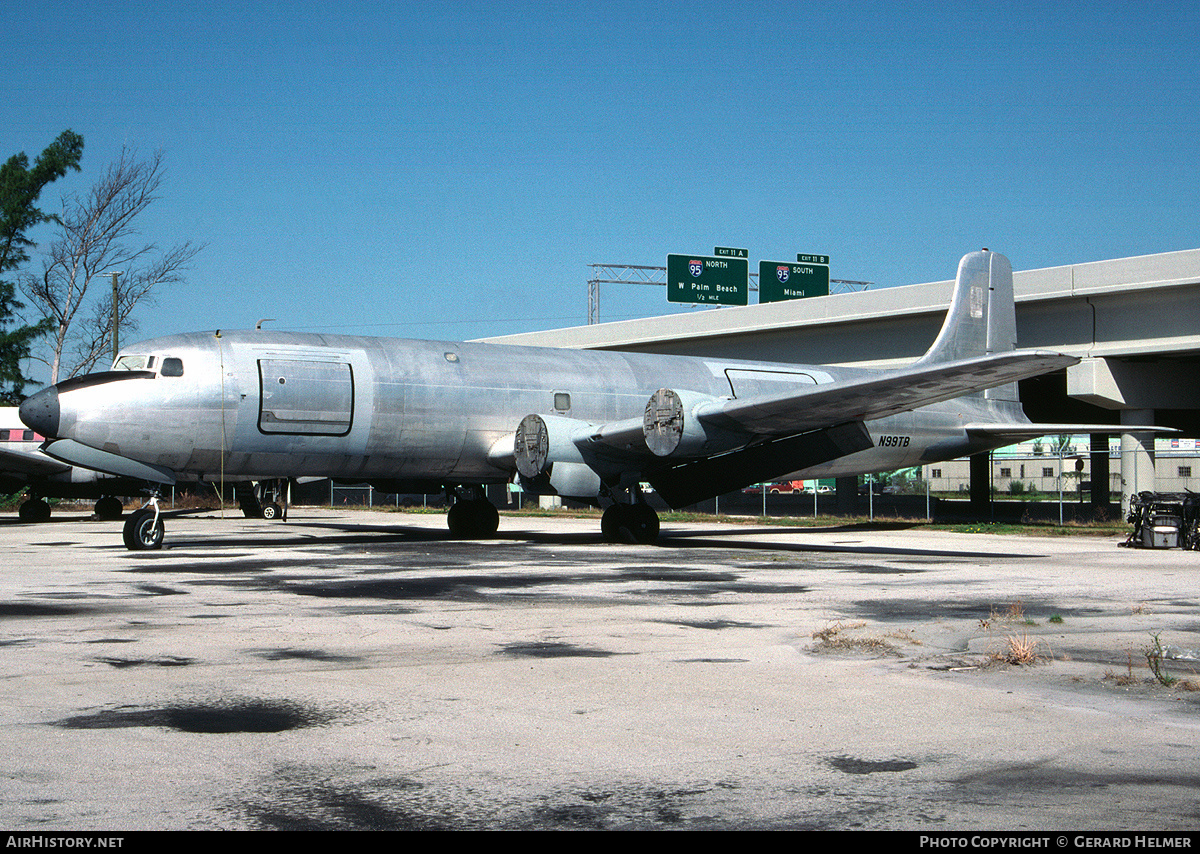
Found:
[916,249,1019,403]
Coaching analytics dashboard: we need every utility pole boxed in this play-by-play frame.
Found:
[109,271,122,362]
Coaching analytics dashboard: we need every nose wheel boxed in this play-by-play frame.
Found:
[122,497,164,550]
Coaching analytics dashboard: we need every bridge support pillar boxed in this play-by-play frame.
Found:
[1120,410,1157,515]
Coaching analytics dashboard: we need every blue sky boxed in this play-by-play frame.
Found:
[5,0,1198,377]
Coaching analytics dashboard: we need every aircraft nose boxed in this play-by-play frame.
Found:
[19,386,60,439]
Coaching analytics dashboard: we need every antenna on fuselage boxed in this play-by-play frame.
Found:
[255,319,276,331]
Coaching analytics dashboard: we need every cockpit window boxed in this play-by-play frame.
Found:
[114,355,155,371]
[161,357,184,377]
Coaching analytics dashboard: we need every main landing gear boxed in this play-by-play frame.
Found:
[600,482,660,544]
[601,502,660,543]
[17,497,51,523]
[16,494,124,523]
[94,495,124,520]
[446,486,499,539]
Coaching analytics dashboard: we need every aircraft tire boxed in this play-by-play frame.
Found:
[122,510,164,551]
[600,505,623,542]
[630,503,660,544]
[18,496,51,522]
[95,496,124,520]
[447,499,498,538]
[262,502,281,520]
[18,499,51,523]
[601,504,660,544]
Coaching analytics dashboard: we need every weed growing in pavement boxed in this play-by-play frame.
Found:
[1145,633,1177,687]
[992,632,1046,666]
[810,621,896,654]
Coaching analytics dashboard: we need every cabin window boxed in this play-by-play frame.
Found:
[161,357,184,377]
[554,392,571,412]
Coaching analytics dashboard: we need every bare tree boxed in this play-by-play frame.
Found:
[21,148,202,382]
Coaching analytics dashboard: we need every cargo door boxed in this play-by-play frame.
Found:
[258,359,354,436]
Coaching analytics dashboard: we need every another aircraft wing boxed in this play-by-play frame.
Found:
[0,445,73,479]
[697,350,1079,437]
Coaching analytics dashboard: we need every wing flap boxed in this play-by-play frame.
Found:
[648,422,874,507]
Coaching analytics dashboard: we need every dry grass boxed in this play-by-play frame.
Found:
[991,632,1047,666]
[810,621,896,654]
[979,600,1037,631]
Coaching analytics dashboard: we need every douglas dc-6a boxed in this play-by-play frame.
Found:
[19,250,1117,549]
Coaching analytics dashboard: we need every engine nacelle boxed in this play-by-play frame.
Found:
[642,388,721,457]
[513,413,602,499]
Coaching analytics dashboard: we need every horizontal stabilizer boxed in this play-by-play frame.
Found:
[965,422,1179,441]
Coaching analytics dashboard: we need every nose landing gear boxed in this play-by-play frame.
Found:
[122,496,164,550]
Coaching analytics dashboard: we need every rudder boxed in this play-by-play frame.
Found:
[916,250,1019,404]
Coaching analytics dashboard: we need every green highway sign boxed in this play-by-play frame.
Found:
[714,246,748,258]
[759,259,830,304]
[797,254,830,265]
[667,254,748,305]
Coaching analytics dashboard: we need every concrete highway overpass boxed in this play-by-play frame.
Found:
[484,249,1200,512]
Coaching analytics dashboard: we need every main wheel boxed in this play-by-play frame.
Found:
[601,504,625,542]
[95,496,124,520]
[262,502,281,520]
[629,503,660,543]
[122,509,164,550]
[601,504,660,544]
[18,499,51,523]
[447,499,499,538]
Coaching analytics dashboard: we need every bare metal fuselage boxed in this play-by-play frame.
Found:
[45,329,1012,491]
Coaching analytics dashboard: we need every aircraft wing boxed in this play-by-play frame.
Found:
[40,439,177,484]
[698,351,1078,436]
[570,350,1084,509]
[0,445,73,479]
[583,350,1080,459]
